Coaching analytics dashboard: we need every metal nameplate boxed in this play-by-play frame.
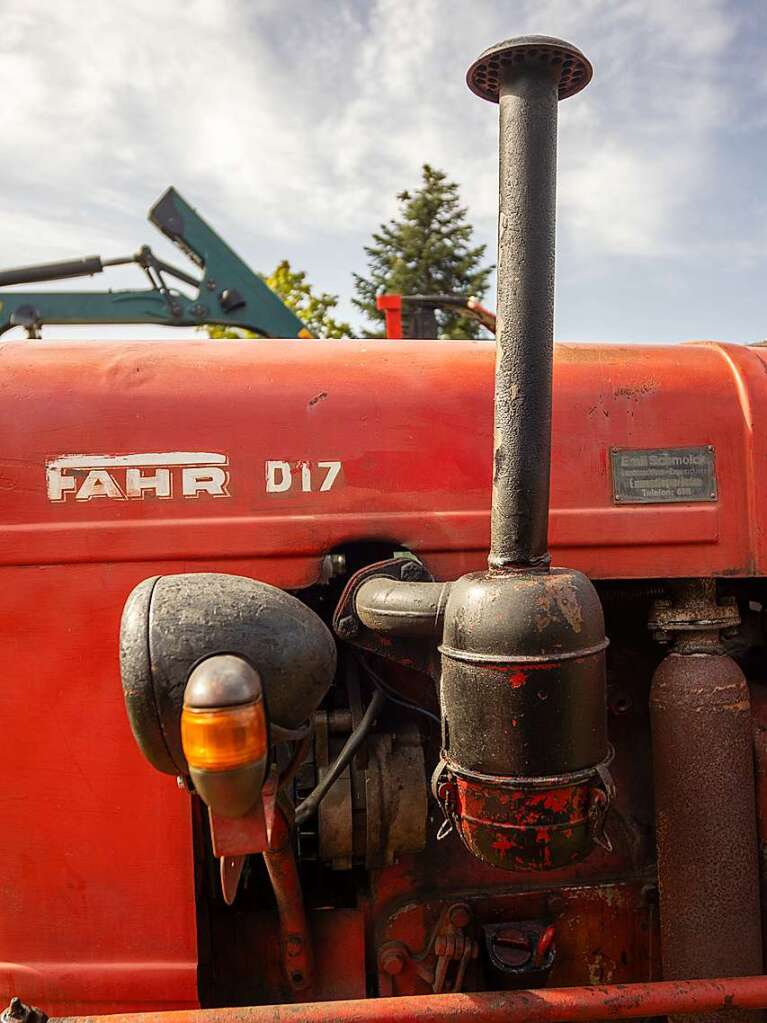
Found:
[610,446,717,504]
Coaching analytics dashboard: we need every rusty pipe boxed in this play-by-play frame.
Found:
[490,54,557,569]
[354,577,451,638]
[433,39,611,873]
[466,37,591,571]
[262,806,313,992]
[650,649,763,1010]
[50,976,767,1023]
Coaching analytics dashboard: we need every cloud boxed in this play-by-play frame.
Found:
[0,0,762,340]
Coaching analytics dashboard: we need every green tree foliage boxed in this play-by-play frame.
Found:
[352,164,493,338]
[266,260,352,338]
[208,259,352,339]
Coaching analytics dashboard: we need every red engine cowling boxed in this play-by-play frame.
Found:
[1,335,766,1014]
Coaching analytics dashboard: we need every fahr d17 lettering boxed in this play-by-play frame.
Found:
[45,453,344,502]
[46,453,231,502]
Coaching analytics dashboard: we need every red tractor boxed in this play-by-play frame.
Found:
[2,33,767,1023]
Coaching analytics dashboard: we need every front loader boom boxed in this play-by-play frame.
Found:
[0,187,308,339]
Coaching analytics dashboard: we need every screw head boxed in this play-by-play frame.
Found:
[448,903,472,928]
[400,560,423,581]
[336,615,360,639]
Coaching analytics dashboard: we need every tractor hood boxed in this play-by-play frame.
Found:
[0,337,763,583]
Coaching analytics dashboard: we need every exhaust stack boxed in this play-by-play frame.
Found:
[433,36,612,869]
[333,34,612,870]
[469,36,591,570]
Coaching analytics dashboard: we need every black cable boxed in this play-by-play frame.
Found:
[359,655,440,725]
[294,687,386,825]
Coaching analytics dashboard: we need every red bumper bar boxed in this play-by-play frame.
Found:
[53,976,767,1023]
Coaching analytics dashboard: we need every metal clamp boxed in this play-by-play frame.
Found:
[588,762,616,852]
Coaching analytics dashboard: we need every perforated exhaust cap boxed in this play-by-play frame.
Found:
[466,34,592,103]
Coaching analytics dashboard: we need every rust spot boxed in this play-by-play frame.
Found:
[553,580,584,633]
[308,391,328,406]
[613,381,657,400]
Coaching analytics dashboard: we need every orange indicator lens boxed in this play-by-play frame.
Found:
[181,701,267,772]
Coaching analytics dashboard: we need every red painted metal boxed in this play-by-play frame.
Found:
[376,295,402,338]
[50,976,767,1023]
[450,774,596,871]
[0,343,764,585]
[373,881,659,997]
[0,337,765,1012]
[261,807,312,992]
[0,339,765,583]
[208,773,276,858]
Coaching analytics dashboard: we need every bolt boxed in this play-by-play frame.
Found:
[330,553,347,575]
[336,615,360,639]
[379,945,407,976]
[448,903,472,928]
[400,560,422,581]
[320,553,347,583]
[609,691,632,716]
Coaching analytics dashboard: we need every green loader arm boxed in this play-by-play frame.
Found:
[0,187,308,339]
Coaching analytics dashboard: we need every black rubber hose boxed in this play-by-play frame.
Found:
[294,688,386,825]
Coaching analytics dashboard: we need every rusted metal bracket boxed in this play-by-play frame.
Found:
[648,578,739,650]
[377,903,479,997]
[332,557,445,678]
[208,769,279,904]
[208,776,313,991]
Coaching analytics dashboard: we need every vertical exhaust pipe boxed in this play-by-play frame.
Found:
[433,37,613,870]
[474,37,591,570]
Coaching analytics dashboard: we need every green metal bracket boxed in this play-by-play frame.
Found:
[0,187,308,339]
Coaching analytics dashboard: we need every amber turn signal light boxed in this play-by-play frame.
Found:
[181,654,269,818]
[181,702,267,772]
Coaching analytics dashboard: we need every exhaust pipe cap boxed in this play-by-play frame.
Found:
[467,34,592,103]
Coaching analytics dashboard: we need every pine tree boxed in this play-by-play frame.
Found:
[352,164,493,339]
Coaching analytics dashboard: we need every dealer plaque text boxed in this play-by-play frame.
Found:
[610,446,717,504]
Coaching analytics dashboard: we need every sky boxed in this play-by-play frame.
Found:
[1,0,765,343]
